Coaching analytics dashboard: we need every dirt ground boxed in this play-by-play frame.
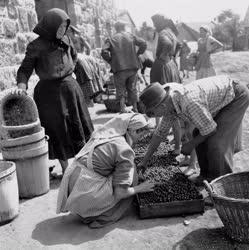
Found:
[1,51,249,249]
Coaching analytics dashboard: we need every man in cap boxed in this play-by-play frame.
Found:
[139,75,249,184]
[101,20,147,113]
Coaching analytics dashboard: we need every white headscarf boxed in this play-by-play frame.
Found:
[75,113,148,159]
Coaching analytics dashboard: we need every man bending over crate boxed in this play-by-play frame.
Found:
[138,75,249,185]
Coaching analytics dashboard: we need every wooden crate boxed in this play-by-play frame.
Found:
[136,194,204,219]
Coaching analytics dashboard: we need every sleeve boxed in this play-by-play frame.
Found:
[70,41,78,66]
[186,101,217,136]
[16,41,38,86]
[112,139,135,187]
[101,38,112,63]
[134,35,147,55]
[154,114,176,140]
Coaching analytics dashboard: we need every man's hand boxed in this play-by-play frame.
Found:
[12,83,27,95]
[181,141,195,155]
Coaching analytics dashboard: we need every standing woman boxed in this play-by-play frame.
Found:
[196,25,223,79]
[150,14,181,84]
[16,8,94,173]
[179,40,191,78]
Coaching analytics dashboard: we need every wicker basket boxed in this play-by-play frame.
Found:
[204,171,249,243]
[104,99,120,113]
[0,90,41,139]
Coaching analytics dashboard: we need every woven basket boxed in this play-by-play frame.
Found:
[204,171,249,243]
[0,90,41,139]
[104,99,120,113]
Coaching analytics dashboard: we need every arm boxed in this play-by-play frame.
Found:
[172,118,181,154]
[16,41,37,89]
[181,101,217,155]
[207,36,223,54]
[114,181,154,201]
[134,35,147,55]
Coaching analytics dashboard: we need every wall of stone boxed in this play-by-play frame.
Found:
[0,0,117,91]
[0,0,38,91]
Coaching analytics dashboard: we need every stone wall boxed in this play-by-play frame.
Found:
[0,0,117,91]
[0,0,38,91]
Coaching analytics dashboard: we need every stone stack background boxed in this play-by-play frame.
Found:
[0,0,117,92]
[0,0,38,92]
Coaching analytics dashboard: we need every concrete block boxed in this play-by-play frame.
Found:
[17,33,27,54]
[17,7,29,32]
[0,66,18,90]
[7,3,17,19]
[3,19,16,38]
[0,39,16,67]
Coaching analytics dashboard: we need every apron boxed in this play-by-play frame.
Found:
[57,137,120,218]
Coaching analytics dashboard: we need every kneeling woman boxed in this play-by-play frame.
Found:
[57,113,154,228]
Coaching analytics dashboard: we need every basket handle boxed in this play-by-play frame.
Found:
[203,180,214,196]
[1,119,40,131]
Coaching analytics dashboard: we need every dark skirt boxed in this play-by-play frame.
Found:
[34,75,94,161]
[150,58,181,84]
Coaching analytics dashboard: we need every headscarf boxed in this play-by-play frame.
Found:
[200,25,212,36]
[33,8,70,42]
[75,113,148,159]
[151,13,178,36]
[91,113,147,140]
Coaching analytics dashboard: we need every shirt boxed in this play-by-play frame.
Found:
[155,75,235,138]
[101,31,147,73]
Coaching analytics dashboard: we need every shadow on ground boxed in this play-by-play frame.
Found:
[32,206,204,246]
[173,227,249,250]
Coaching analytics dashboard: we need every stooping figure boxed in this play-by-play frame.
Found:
[57,113,154,228]
[138,75,249,184]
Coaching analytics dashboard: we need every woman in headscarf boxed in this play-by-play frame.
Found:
[57,113,154,228]
[150,14,181,84]
[196,25,223,79]
[16,8,94,173]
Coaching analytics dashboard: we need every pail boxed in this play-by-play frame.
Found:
[0,161,19,224]
[2,142,50,198]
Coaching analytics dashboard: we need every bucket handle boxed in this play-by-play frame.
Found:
[45,135,49,141]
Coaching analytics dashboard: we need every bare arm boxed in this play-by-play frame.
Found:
[114,181,154,201]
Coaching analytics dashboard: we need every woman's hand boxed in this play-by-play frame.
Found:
[13,83,27,95]
[136,180,154,193]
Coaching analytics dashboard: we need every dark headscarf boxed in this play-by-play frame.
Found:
[151,14,178,36]
[33,8,70,41]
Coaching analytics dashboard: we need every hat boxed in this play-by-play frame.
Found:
[139,82,166,112]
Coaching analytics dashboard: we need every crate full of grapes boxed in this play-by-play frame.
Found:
[136,164,204,219]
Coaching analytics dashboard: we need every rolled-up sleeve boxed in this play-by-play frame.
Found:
[186,102,217,136]
[16,41,38,86]
[154,114,176,140]
[112,139,135,187]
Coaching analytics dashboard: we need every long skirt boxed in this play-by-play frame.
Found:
[34,75,94,160]
[150,58,181,84]
[193,81,249,180]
